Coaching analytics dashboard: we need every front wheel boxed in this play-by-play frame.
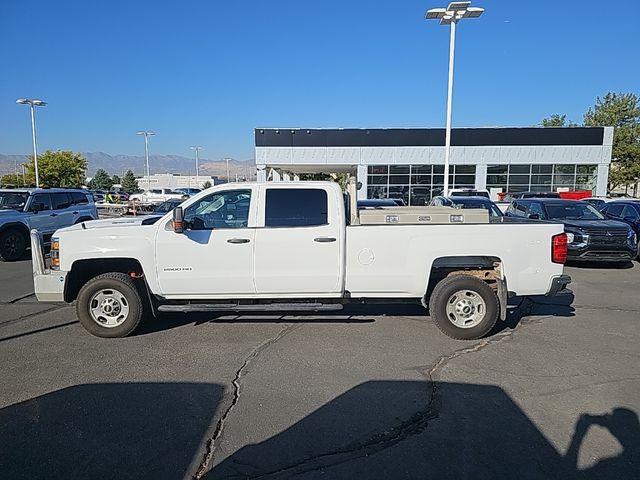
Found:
[428,275,499,340]
[0,228,27,262]
[76,272,144,338]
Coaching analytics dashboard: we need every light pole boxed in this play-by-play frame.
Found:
[190,146,203,183]
[425,1,484,195]
[136,131,155,187]
[16,98,47,188]
[225,158,230,182]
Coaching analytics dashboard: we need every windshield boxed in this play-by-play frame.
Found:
[0,192,28,210]
[544,203,604,220]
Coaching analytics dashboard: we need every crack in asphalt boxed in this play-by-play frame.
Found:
[219,297,560,479]
[194,323,298,479]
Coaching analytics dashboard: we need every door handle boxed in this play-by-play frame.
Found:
[72,211,79,215]
[227,238,250,244]
[50,213,58,217]
[314,237,336,243]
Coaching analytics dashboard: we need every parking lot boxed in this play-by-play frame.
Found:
[1,258,638,479]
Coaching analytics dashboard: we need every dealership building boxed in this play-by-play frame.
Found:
[255,127,613,204]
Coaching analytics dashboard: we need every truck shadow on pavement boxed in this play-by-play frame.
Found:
[0,382,223,480]
[205,380,638,480]
[491,291,576,335]
[1,381,636,480]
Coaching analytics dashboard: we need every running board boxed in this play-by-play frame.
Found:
[157,303,344,313]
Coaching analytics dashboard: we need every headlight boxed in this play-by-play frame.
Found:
[629,231,638,245]
[566,233,575,243]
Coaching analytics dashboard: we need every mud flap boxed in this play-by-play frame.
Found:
[497,277,508,321]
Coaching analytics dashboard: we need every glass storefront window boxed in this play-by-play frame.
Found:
[554,164,576,174]
[368,166,388,175]
[389,165,409,174]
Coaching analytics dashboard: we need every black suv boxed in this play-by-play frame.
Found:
[599,201,640,258]
[506,199,637,263]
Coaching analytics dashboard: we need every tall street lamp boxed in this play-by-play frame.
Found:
[425,1,484,195]
[190,146,203,179]
[16,98,47,188]
[136,131,155,184]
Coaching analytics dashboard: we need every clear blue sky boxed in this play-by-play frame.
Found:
[1,0,638,161]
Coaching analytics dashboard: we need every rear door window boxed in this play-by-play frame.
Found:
[51,193,72,210]
[265,189,328,227]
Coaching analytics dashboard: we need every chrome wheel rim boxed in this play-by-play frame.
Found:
[89,289,129,328]
[445,289,486,329]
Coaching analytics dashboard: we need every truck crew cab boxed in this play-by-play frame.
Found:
[31,181,570,340]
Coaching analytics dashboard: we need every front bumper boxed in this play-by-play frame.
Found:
[567,242,636,262]
[546,274,572,296]
[30,229,66,302]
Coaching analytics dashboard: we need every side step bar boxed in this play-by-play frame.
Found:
[157,303,344,313]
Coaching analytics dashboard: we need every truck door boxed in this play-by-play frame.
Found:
[50,192,75,227]
[253,186,343,295]
[155,187,256,296]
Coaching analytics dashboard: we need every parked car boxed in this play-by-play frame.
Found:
[582,197,615,209]
[447,188,490,199]
[174,188,202,197]
[599,201,640,258]
[358,199,399,208]
[429,196,503,221]
[502,191,561,202]
[0,188,98,261]
[129,188,183,204]
[505,198,637,263]
[153,198,185,214]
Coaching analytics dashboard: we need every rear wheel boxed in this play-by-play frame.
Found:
[76,272,144,338]
[428,275,499,340]
[0,228,27,262]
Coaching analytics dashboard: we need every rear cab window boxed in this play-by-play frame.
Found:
[264,188,328,227]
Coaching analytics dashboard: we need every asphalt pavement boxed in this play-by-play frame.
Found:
[0,259,638,479]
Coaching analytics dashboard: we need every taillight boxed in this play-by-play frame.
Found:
[552,233,568,264]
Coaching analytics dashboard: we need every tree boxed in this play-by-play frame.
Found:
[89,169,113,190]
[111,174,121,185]
[25,150,87,188]
[202,180,212,189]
[121,170,139,193]
[541,114,567,127]
[584,92,640,192]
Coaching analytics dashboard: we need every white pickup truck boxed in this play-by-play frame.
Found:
[31,181,571,340]
[129,188,183,204]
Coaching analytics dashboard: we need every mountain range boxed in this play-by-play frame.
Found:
[0,153,255,178]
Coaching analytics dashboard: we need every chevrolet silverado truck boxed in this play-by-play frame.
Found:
[31,181,571,340]
[0,188,97,261]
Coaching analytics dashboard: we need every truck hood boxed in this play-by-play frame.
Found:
[55,215,162,234]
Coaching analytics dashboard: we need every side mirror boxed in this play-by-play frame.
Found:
[173,207,184,233]
[528,213,540,220]
[31,202,45,214]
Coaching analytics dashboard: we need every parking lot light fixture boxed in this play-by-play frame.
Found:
[190,146,203,179]
[425,2,484,195]
[16,98,47,188]
[136,131,155,184]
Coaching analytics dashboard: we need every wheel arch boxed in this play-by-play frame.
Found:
[0,221,30,239]
[425,255,507,319]
[65,257,146,303]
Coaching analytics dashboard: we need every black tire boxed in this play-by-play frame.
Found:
[428,275,499,340]
[76,272,144,338]
[0,228,27,262]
